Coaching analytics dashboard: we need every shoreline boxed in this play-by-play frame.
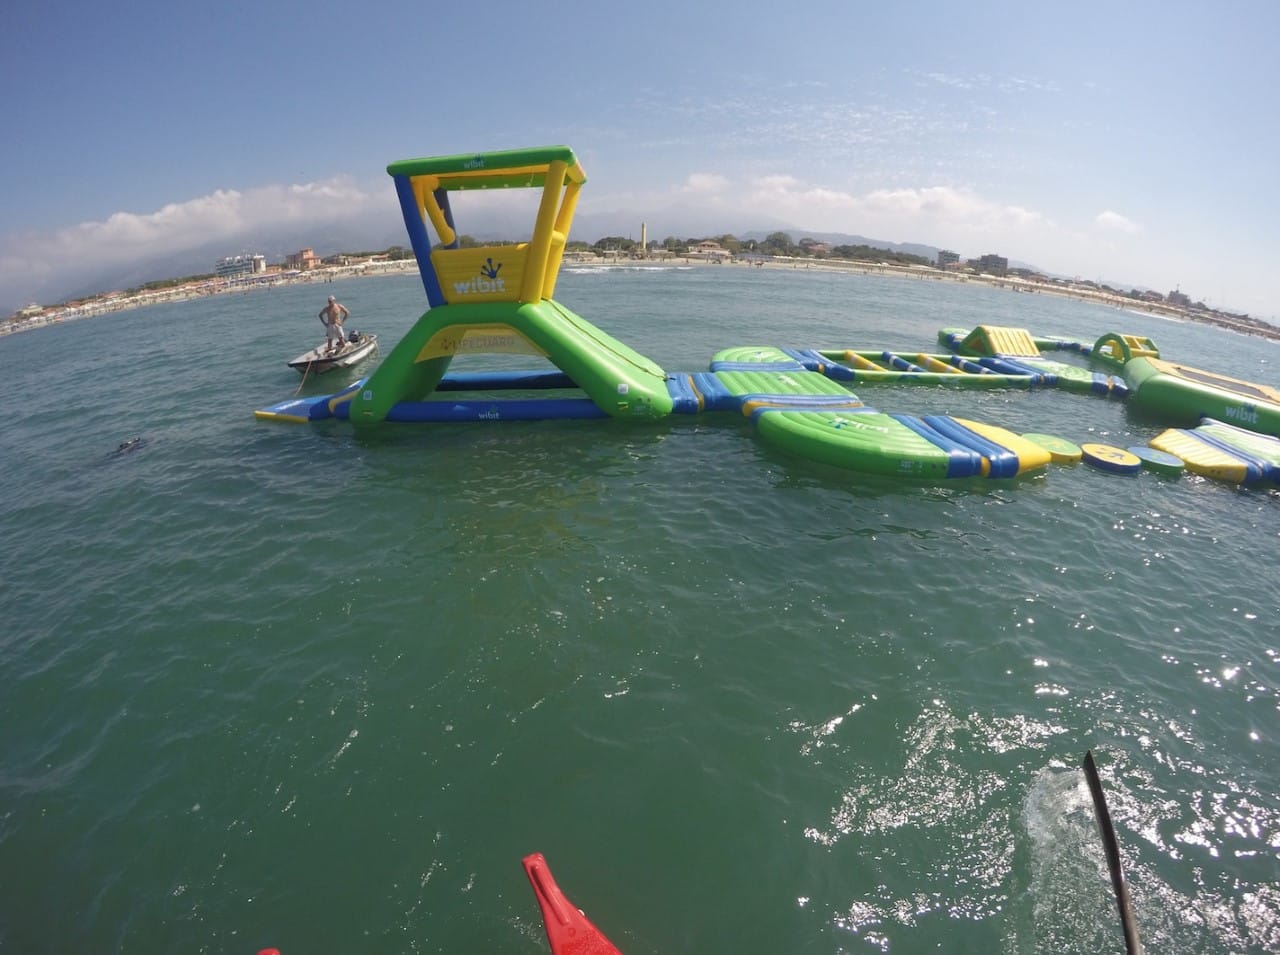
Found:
[0,260,420,337]
[703,254,1280,342]
[4,254,1278,345]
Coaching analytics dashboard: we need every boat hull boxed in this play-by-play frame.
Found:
[288,335,378,374]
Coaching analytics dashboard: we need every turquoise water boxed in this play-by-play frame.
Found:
[2,266,1278,953]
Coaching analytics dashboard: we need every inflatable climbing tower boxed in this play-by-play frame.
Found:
[336,145,672,424]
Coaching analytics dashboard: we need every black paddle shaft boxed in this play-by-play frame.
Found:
[1083,750,1143,955]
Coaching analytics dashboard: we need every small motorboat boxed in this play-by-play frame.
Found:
[287,330,378,375]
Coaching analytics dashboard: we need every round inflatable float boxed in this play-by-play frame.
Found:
[1081,443,1142,475]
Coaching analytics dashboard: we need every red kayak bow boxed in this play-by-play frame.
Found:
[522,853,623,955]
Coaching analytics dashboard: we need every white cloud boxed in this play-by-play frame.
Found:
[923,71,975,90]
[587,171,1063,259]
[1094,210,1140,233]
[739,178,1047,243]
[0,178,393,308]
[681,173,732,195]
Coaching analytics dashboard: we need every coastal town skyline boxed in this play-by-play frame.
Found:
[3,222,1255,342]
[3,2,1278,320]
[2,228,1226,321]
[13,234,1275,350]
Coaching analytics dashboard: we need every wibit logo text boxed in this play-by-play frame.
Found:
[1224,403,1259,424]
[453,258,504,295]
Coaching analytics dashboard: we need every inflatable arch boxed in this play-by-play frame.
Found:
[334,146,672,425]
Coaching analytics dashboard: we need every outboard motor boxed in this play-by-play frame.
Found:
[348,330,360,344]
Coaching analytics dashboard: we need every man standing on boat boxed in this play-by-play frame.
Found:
[318,295,350,355]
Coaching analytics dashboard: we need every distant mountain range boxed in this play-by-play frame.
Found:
[735,228,1051,276]
[746,229,944,261]
[58,221,405,305]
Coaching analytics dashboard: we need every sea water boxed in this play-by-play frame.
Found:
[1,266,1277,953]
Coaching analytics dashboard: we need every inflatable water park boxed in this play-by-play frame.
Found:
[255,145,1280,487]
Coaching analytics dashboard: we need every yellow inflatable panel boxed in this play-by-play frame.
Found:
[1092,332,1160,364]
[1119,334,1158,358]
[842,351,880,370]
[961,325,1041,358]
[431,246,528,304]
[414,322,546,363]
[1150,428,1251,483]
[953,418,1052,473]
[915,353,963,373]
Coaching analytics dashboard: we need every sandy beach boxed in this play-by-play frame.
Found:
[4,253,1277,344]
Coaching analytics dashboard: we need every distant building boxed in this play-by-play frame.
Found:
[286,248,322,271]
[975,253,1008,275]
[688,240,730,262]
[1168,289,1191,307]
[937,249,960,269]
[215,254,262,278]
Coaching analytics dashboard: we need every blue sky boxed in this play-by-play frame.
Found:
[3,0,1278,319]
